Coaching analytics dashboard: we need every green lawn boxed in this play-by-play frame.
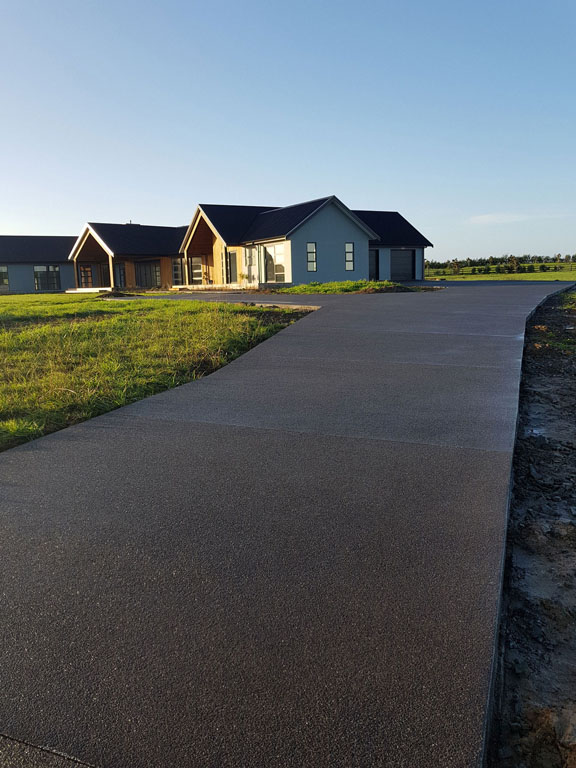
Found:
[425,264,576,281]
[0,294,304,452]
[276,280,414,294]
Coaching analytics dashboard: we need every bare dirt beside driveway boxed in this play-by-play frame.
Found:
[491,291,576,768]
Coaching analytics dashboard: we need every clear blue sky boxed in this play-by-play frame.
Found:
[0,0,574,261]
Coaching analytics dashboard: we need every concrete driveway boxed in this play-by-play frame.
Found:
[0,282,568,767]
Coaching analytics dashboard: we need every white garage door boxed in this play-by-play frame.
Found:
[390,250,415,281]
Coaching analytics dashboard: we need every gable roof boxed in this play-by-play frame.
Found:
[0,235,76,264]
[198,205,276,245]
[353,211,433,248]
[197,197,378,244]
[86,223,188,256]
[241,197,333,242]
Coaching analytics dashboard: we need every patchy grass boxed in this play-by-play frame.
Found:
[275,280,415,294]
[528,290,576,356]
[0,293,305,451]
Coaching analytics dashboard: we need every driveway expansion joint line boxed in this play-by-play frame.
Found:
[122,412,515,455]
[252,353,517,370]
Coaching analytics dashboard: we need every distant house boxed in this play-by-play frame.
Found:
[0,236,76,293]
[66,196,433,291]
[69,223,188,290]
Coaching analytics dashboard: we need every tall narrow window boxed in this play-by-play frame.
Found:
[172,257,184,286]
[306,242,317,272]
[0,265,8,289]
[274,243,285,282]
[114,263,126,289]
[228,251,238,283]
[345,242,355,271]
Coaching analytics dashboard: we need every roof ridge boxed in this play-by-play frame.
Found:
[352,209,399,214]
[199,204,275,210]
[88,222,187,229]
[257,196,333,216]
[0,234,75,238]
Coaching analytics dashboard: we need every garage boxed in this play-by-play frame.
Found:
[390,249,415,281]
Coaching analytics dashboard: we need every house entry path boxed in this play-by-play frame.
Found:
[0,282,569,768]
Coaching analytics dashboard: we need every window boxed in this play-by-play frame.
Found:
[172,257,184,286]
[78,265,93,288]
[263,244,286,283]
[222,250,238,283]
[135,261,161,288]
[228,251,238,283]
[264,247,275,282]
[0,265,8,290]
[114,263,126,289]
[274,243,285,282]
[244,247,258,283]
[306,242,317,272]
[34,265,60,291]
[345,242,355,271]
[189,256,203,284]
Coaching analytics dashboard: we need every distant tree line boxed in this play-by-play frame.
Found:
[425,254,576,275]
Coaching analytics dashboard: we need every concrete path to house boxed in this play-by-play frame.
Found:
[0,282,570,768]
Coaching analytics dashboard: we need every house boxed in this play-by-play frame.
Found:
[0,236,76,293]
[180,196,432,287]
[69,223,188,290]
[67,196,432,291]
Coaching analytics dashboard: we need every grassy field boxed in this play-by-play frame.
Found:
[425,264,576,281]
[276,280,413,294]
[0,294,304,452]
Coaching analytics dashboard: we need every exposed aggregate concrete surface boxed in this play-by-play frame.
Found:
[0,282,571,768]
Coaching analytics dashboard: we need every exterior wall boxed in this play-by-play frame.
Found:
[288,202,371,285]
[125,261,136,289]
[415,248,424,280]
[0,263,75,293]
[160,257,173,288]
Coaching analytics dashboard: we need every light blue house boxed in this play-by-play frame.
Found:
[181,196,433,288]
[0,236,76,293]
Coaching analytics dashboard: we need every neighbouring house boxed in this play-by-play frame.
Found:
[66,196,433,291]
[69,223,188,290]
[0,236,76,293]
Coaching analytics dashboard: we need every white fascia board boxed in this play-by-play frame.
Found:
[68,227,90,261]
[181,206,227,252]
[69,224,114,260]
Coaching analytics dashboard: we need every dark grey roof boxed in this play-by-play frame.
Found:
[200,198,337,244]
[353,210,433,248]
[0,235,76,264]
[201,199,333,244]
[199,205,277,244]
[201,198,421,245]
[89,223,188,256]
[241,197,333,242]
